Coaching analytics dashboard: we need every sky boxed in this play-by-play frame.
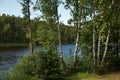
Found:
[0,0,71,25]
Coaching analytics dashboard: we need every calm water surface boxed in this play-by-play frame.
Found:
[0,44,79,79]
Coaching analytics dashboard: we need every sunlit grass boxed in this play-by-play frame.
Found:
[66,72,120,80]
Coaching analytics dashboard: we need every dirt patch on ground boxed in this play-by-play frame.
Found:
[96,72,120,80]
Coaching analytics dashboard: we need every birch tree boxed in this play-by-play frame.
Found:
[19,0,34,58]
[65,0,83,71]
[34,0,66,68]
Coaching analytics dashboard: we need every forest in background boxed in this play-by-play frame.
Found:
[0,14,76,46]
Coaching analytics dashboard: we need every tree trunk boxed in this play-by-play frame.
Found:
[28,2,34,58]
[73,0,82,72]
[101,28,110,65]
[97,32,101,66]
[73,11,81,72]
[73,27,80,71]
[92,12,96,65]
[93,24,96,65]
[116,27,119,70]
[54,0,66,68]
[29,25,34,57]
[57,16,66,69]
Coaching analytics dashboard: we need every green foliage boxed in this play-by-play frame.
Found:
[34,0,61,24]
[78,55,95,72]
[2,74,37,80]
[78,0,120,73]
[2,54,38,80]
[0,15,28,43]
[5,46,64,80]
[19,0,33,18]
[33,22,76,45]
[34,23,57,46]
[34,47,63,80]
[0,14,76,46]
[80,22,93,57]
[66,72,97,80]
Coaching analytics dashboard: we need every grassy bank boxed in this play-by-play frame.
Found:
[0,43,27,49]
[66,72,120,80]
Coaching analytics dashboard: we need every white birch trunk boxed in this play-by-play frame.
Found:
[73,11,81,71]
[97,32,101,66]
[57,15,66,68]
[101,28,110,65]
[73,24,80,71]
[92,12,96,65]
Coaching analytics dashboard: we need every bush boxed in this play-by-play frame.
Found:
[77,54,95,73]
[3,54,38,80]
[34,47,63,80]
[3,46,64,80]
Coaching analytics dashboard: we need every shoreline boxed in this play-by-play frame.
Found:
[0,43,28,50]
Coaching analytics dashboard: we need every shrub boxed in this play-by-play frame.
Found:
[34,47,62,80]
[3,46,64,80]
[77,54,95,73]
[2,54,38,80]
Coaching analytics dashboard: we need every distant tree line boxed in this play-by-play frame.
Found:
[0,14,76,45]
[0,14,28,43]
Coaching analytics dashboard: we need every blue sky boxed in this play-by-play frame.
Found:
[0,0,71,25]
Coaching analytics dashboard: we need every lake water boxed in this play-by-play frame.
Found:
[0,44,81,79]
